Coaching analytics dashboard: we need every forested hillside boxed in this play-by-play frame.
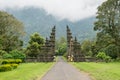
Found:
[5,7,96,44]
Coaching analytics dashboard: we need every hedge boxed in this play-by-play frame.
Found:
[0,64,19,72]
[0,59,20,72]
[1,59,22,65]
[0,64,12,72]
[10,64,18,69]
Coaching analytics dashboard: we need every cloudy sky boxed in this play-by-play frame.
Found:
[0,0,106,22]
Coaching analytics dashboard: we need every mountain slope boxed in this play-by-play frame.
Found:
[5,7,96,44]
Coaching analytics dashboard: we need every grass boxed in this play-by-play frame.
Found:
[72,62,120,80]
[0,62,54,80]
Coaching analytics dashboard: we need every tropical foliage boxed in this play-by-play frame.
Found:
[0,11,25,52]
[25,33,44,57]
[93,0,120,59]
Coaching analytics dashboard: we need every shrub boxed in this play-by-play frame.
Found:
[104,44,119,59]
[10,64,18,69]
[0,64,12,72]
[1,60,8,64]
[0,50,7,56]
[0,64,18,72]
[1,59,22,64]
[96,52,111,62]
[96,52,106,60]
[0,55,2,59]
[1,59,14,64]
[15,59,22,64]
[10,50,26,60]
[0,59,2,65]
[115,58,120,62]
[2,53,13,59]
[104,56,111,63]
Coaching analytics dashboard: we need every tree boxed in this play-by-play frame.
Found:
[26,33,44,57]
[0,11,25,52]
[94,0,120,58]
[104,44,119,59]
[26,42,40,57]
[57,42,67,55]
[56,37,67,55]
[29,32,44,45]
[56,37,66,49]
[81,40,93,56]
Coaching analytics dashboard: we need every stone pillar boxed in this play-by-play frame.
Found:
[66,25,74,61]
[40,26,56,62]
[49,26,56,55]
[66,26,84,62]
[66,25,73,56]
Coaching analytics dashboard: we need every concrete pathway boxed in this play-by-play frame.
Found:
[40,56,91,80]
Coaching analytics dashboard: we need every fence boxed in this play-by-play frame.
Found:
[67,56,97,62]
[25,55,55,62]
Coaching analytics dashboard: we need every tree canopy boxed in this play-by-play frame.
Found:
[56,37,67,56]
[94,0,120,58]
[26,32,44,57]
[0,11,25,52]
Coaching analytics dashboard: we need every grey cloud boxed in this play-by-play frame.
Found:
[0,0,106,22]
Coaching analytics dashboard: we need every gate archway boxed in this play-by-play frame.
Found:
[30,25,85,62]
[41,25,85,62]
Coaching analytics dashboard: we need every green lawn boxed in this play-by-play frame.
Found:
[72,62,120,80]
[0,62,54,80]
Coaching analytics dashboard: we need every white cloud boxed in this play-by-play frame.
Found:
[0,0,106,22]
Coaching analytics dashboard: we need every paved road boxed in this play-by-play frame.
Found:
[40,56,91,80]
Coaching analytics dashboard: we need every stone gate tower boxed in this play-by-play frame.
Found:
[66,26,85,62]
[40,26,56,62]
